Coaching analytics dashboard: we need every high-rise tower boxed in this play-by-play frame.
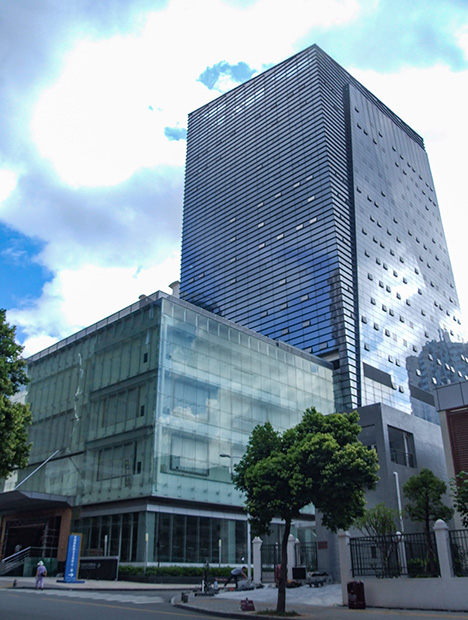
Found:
[180,45,464,418]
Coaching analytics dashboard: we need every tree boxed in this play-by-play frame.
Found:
[354,503,401,577]
[403,469,454,533]
[0,309,32,478]
[403,468,453,574]
[450,471,468,528]
[354,502,399,537]
[233,408,378,613]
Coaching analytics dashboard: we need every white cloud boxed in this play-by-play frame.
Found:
[30,0,363,188]
[456,24,468,61]
[10,252,180,356]
[31,37,186,187]
[0,168,18,202]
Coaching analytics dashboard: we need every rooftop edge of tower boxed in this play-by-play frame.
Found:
[188,44,424,151]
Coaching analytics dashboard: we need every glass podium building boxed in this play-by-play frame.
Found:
[180,45,465,420]
[0,292,334,567]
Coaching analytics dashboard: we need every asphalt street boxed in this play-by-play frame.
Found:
[0,588,195,620]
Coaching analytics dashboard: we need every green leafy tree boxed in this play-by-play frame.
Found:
[233,408,378,613]
[450,471,468,528]
[354,503,401,577]
[354,502,399,537]
[0,310,32,478]
[403,469,454,533]
[403,468,454,574]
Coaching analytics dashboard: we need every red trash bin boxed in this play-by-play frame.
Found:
[347,580,366,609]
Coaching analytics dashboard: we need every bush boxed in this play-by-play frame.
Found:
[118,565,233,578]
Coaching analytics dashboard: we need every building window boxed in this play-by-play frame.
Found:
[388,426,416,468]
[170,434,208,476]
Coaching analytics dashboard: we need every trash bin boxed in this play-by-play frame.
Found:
[347,580,366,609]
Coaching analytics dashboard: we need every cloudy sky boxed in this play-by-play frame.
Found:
[1,0,467,356]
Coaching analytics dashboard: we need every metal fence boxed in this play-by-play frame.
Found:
[261,543,281,583]
[295,542,318,572]
[350,532,439,578]
[449,529,468,576]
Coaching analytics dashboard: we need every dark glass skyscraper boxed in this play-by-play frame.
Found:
[180,45,464,417]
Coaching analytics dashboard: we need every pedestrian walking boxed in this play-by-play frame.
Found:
[35,561,47,590]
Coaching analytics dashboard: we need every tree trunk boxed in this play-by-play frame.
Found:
[276,519,291,613]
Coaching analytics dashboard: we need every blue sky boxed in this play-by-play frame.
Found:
[0,0,467,355]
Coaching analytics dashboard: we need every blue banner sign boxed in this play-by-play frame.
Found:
[63,534,82,583]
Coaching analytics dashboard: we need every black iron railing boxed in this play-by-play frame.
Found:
[390,449,415,467]
[350,532,439,578]
[449,529,468,576]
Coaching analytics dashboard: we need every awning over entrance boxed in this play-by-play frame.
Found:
[0,490,73,514]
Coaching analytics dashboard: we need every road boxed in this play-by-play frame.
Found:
[0,588,210,620]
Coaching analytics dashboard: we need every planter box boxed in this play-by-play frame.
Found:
[119,574,201,584]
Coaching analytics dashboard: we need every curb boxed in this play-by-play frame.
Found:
[172,598,287,620]
[171,594,334,620]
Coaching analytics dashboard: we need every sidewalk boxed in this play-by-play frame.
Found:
[0,575,191,590]
[173,583,468,620]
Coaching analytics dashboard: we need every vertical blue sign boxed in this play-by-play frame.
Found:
[64,534,82,583]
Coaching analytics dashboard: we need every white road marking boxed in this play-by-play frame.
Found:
[21,590,164,604]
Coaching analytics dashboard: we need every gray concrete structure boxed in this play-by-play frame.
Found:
[316,402,450,579]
